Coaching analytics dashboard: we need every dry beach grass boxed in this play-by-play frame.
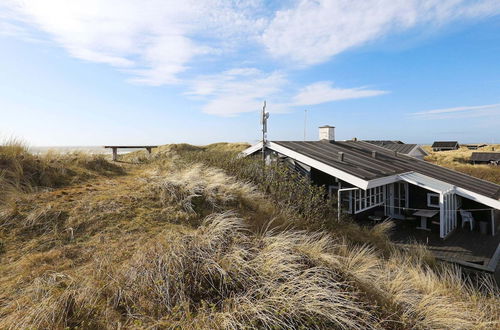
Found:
[0,141,498,329]
[423,145,500,184]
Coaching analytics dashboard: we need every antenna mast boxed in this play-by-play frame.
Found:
[261,100,269,163]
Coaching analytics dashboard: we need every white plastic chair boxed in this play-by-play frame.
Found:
[460,210,475,231]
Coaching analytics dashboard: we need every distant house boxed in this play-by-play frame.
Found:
[432,141,459,152]
[464,144,487,150]
[471,152,500,165]
[365,141,428,160]
[243,126,500,240]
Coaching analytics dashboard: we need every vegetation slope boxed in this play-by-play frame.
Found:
[423,145,500,184]
[0,141,498,329]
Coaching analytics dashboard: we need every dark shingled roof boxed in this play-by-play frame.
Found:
[471,152,500,162]
[464,144,487,149]
[365,141,421,155]
[272,140,500,200]
[381,144,421,154]
[432,141,459,148]
[364,140,404,145]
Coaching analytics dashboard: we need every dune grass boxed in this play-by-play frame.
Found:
[423,145,500,184]
[0,138,124,200]
[0,142,498,329]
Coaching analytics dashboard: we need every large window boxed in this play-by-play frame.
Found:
[353,186,384,213]
[385,182,408,218]
[395,182,407,214]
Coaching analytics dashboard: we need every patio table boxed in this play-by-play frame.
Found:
[413,210,439,231]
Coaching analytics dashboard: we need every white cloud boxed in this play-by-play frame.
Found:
[0,20,26,37]
[2,0,500,118]
[187,72,387,116]
[411,103,500,119]
[187,69,288,116]
[1,0,265,85]
[5,0,499,85]
[262,0,500,65]
[292,81,388,106]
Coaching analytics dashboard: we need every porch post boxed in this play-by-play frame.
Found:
[337,191,341,222]
[492,210,496,236]
[439,193,445,238]
[452,194,457,232]
[387,183,394,217]
[383,185,387,216]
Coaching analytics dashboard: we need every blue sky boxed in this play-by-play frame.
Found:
[0,0,499,146]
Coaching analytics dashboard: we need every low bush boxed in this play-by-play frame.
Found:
[175,146,338,228]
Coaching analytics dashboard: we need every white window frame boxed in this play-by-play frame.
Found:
[329,182,353,214]
[353,186,385,214]
[427,193,440,208]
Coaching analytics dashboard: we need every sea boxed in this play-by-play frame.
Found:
[29,146,138,155]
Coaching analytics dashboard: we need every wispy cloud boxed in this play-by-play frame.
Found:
[1,0,266,85]
[291,81,388,106]
[187,73,388,116]
[1,0,500,117]
[186,69,288,116]
[261,0,500,65]
[3,0,500,83]
[410,103,500,119]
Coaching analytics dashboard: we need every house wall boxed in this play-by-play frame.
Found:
[406,183,497,234]
[310,167,337,187]
[408,185,433,210]
[495,209,500,235]
[308,168,360,214]
[266,147,499,230]
[472,160,499,165]
[409,149,427,160]
[281,158,311,178]
[460,198,491,222]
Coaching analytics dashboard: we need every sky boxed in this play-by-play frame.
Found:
[0,0,499,146]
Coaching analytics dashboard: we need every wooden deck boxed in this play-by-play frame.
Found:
[389,220,499,266]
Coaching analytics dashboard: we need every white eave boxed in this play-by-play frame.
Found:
[397,172,500,209]
[397,172,454,193]
[240,141,263,157]
[267,142,371,189]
